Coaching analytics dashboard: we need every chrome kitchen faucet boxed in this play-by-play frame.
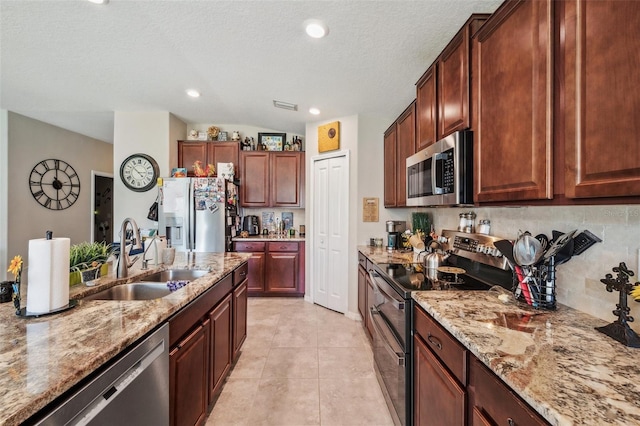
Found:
[117,218,143,278]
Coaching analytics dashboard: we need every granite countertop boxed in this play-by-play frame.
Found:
[0,251,250,426]
[412,291,640,425]
[233,235,305,242]
[357,245,417,264]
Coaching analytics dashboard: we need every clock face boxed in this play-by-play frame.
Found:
[29,159,81,210]
[120,153,159,192]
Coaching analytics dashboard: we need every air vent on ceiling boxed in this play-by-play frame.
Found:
[273,100,298,111]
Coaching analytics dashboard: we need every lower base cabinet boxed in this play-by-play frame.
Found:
[168,263,248,426]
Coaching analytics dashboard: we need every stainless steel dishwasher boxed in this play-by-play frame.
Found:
[35,323,169,425]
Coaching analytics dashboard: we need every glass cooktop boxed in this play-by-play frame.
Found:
[376,262,492,293]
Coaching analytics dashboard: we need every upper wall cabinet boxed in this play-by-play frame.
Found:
[177,141,239,177]
[561,0,640,199]
[473,0,553,203]
[384,102,416,207]
[415,15,488,151]
[239,151,305,208]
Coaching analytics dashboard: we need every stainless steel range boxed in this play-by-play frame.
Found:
[368,230,512,426]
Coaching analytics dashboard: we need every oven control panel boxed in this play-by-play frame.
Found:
[440,230,510,271]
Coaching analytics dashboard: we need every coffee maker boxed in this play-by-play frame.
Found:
[386,220,406,250]
[243,216,260,235]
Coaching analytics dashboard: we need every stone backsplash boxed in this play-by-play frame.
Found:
[419,205,640,333]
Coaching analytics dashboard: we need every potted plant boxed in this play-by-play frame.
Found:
[69,241,113,285]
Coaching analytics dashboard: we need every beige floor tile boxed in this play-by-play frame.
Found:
[206,378,260,425]
[318,321,368,348]
[261,347,319,379]
[247,378,321,425]
[242,324,276,350]
[229,346,269,379]
[271,323,318,347]
[319,378,395,426]
[318,347,375,379]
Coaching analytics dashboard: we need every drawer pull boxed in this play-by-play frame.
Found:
[427,333,442,350]
[240,271,247,276]
[507,418,515,426]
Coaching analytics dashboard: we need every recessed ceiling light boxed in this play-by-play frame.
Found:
[309,108,320,115]
[304,19,329,39]
[186,89,200,98]
[87,0,109,4]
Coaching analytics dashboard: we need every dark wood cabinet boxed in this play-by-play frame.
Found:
[383,124,397,207]
[208,294,232,403]
[416,65,437,151]
[357,254,367,324]
[561,0,640,199]
[414,334,465,426]
[177,141,239,177]
[365,271,375,341]
[239,151,304,207]
[232,280,248,361]
[468,356,549,426]
[170,323,209,426]
[473,0,553,202]
[234,240,304,297]
[395,102,416,207]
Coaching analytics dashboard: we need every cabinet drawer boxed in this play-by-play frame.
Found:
[469,357,548,426]
[234,262,249,285]
[358,252,367,268]
[414,304,467,384]
[235,241,265,252]
[268,242,298,252]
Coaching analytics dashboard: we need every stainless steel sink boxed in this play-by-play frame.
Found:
[84,283,173,301]
[138,269,210,282]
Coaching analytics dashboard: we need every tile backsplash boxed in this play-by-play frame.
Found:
[242,208,305,234]
[422,205,640,333]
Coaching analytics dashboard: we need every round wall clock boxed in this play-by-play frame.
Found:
[120,153,160,192]
[29,159,81,210]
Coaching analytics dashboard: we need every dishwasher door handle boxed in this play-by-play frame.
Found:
[370,307,405,366]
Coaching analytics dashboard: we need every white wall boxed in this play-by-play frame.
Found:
[4,112,113,280]
[113,112,186,238]
[0,110,8,278]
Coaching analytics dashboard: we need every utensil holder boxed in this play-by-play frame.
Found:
[511,256,557,310]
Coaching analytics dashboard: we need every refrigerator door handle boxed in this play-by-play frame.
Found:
[188,179,195,251]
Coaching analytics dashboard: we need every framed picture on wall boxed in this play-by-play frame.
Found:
[258,132,286,151]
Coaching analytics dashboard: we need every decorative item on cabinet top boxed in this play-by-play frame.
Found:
[207,126,220,140]
[258,132,286,151]
[318,121,340,152]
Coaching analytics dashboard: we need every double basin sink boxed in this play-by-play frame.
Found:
[83,269,210,301]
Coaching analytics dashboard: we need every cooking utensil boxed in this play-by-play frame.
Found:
[513,231,543,266]
[514,265,532,305]
[494,239,518,267]
[544,229,577,260]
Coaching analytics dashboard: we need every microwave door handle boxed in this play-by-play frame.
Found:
[432,153,442,195]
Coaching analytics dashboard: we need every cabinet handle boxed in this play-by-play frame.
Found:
[507,418,515,426]
[240,271,247,277]
[426,332,442,351]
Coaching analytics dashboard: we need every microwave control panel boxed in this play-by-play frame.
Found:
[438,149,455,194]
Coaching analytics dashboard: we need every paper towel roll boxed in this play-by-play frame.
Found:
[27,237,70,314]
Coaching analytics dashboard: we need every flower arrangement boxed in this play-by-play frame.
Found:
[7,255,23,312]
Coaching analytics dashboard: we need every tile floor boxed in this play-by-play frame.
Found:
[206,297,394,425]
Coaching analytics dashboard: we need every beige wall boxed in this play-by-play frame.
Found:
[5,112,113,279]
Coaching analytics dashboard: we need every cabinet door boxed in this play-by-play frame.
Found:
[271,152,303,207]
[468,357,548,426]
[562,0,640,198]
[265,251,299,294]
[245,251,265,293]
[474,0,553,202]
[438,26,470,139]
[365,273,375,340]
[414,335,465,426]
[396,102,416,207]
[170,323,209,426]
[178,141,208,177]
[416,66,438,151]
[232,280,248,361]
[239,152,269,207]
[207,142,239,176]
[209,294,232,403]
[358,265,366,323]
[384,124,397,207]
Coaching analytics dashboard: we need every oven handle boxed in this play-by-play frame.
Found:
[368,269,404,310]
[369,307,405,367]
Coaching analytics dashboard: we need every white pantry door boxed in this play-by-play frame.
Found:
[312,152,349,313]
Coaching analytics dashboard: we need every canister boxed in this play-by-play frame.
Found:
[478,219,491,235]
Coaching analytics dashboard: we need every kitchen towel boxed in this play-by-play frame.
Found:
[27,236,70,314]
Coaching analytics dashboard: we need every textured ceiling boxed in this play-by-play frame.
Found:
[1,0,502,143]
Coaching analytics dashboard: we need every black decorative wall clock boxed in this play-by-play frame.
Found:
[29,159,81,210]
[120,153,159,192]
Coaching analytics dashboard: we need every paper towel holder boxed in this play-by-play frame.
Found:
[17,300,78,318]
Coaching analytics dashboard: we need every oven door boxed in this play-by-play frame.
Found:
[368,269,407,426]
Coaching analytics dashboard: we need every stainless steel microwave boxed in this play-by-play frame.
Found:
[406,130,473,206]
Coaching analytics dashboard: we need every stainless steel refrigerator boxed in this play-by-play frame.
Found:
[158,177,239,252]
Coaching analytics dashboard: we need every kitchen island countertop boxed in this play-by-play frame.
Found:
[0,251,250,426]
[412,291,640,426]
